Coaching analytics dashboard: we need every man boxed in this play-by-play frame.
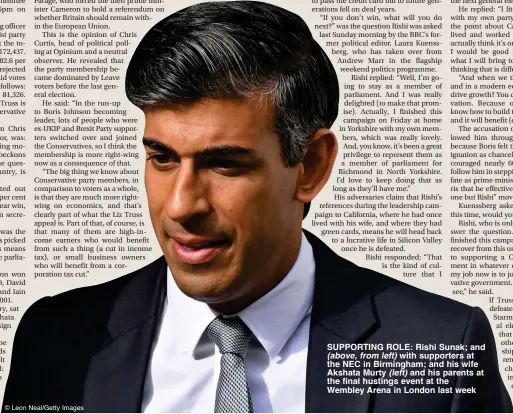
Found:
[3,1,512,412]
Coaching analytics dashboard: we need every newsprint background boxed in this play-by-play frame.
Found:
[1,0,513,402]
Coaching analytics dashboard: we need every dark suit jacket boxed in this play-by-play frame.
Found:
[3,231,512,412]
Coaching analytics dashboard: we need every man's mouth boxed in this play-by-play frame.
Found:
[171,237,228,264]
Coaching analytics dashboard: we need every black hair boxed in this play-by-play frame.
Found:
[126,1,339,168]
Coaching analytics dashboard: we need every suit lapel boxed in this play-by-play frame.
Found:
[83,258,167,412]
[304,231,378,413]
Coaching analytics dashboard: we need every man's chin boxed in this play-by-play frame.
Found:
[169,268,260,314]
[167,265,233,300]
[174,278,236,306]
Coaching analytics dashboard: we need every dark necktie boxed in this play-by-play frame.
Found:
[206,316,254,413]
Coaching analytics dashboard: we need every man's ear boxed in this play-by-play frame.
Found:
[295,128,338,205]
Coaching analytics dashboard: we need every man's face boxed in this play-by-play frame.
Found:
[143,99,303,311]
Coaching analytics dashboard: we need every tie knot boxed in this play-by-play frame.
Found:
[206,316,252,355]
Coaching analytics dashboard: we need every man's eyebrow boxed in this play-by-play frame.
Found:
[196,145,258,158]
[142,138,258,158]
[142,137,175,153]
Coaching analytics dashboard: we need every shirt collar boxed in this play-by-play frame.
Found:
[166,268,219,356]
[238,232,315,359]
[166,231,315,360]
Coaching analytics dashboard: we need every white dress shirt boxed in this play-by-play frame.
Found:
[142,232,316,413]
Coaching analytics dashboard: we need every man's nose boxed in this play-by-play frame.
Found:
[165,162,211,223]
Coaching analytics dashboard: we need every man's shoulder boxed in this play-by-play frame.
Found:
[357,262,473,325]
[344,253,472,326]
[306,229,474,338]
[19,256,166,330]
[4,257,167,409]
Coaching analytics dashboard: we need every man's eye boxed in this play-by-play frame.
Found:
[146,153,177,169]
[210,160,249,175]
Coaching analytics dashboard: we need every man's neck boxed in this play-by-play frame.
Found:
[208,228,304,315]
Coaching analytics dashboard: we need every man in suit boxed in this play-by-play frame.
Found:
[3,1,512,412]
